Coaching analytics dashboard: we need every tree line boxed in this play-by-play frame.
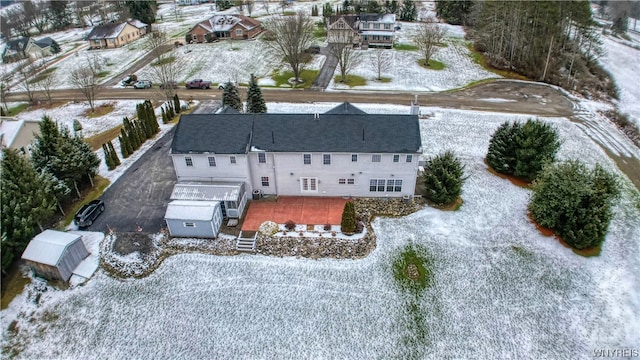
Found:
[1,116,100,273]
[435,0,623,99]
[1,0,157,40]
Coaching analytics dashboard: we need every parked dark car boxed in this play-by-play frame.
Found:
[121,74,138,86]
[159,81,178,89]
[74,199,105,228]
[304,45,321,54]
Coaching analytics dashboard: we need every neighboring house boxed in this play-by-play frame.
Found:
[169,102,422,209]
[1,37,30,63]
[25,37,57,58]
[0,117,41,157]
[85,20,148,49]
[327,13,396,48]
[186,14,262,43]
[21,230,89,282]
[164,200,224,238]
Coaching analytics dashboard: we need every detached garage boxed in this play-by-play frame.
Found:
[21,230,89,282]
[164,200,223,238]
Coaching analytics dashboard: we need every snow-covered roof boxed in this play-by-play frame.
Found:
[165,200,220,221]
[359,13,396,23]
[21,230,82,266]
[196,14,260,33]
[0,117,39,149]
[128,19,148,29]
[86,20,145,40]
[171,183,242,202]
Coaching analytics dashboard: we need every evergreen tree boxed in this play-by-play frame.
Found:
[50,39,62,54]
[168,101,176,118]
[1,148,57,271]
[486,119,560,182]
[134,121,146,145]
[53,127,100,197]
[161,107,168,124]
[367,0,382,14]
[173,93,181,114]
[119,135,130,158]
[73,119,83,133]
[422,151,467,206]
[435,0,473,25]
[103,143,114,170]
[125,0,157,25]
[246,74,267,113]
[31,115,61,173]
[121,128,134,156]
[399,0,417,21]
[108,141,120,166]
[340,201,357,233]
[136,103,151,139]
[529,161,619,250]
[144,100,159,134]
[311,4,319,16]
[39,169,72,214]
[222,81,243,112]
[322,2,334,21]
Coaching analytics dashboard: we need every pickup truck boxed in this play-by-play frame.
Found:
[185,79,211,89]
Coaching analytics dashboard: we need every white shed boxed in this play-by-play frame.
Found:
[164,200,223,238]
[21,230,89,282]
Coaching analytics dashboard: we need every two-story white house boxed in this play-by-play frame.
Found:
[169,103,422,218]
[327,14,396,49]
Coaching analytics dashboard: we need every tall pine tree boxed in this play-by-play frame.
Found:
[422,151,467,206]
[173,94,181,114]
[108,140,121,166]
[222,81,243,112]
[340,201,357,233]
[246,74,267,113]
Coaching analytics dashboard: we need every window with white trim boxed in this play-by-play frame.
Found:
[183,222,196,227]
[372,154,381,162]
[185,156,193,167]
[323,154,331,165]
[369,179,401,192]
[406,155,413,163]
[303,153,311,165]
[261,176,269,187]
[235,29,242,36]
[352,154,358,162]
[208,156,216,167]
[393,154,400,162]
[230,156,237,164]
[258,153,266,163]
[301,177,318,192]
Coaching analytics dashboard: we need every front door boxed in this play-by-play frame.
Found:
[300,177,318,194]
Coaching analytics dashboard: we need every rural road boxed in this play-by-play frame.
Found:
[7,79,576,117]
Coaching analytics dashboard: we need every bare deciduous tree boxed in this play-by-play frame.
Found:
[413,17,447,67]
[145,30,183,101]
[70,54,104,112]
[17,58,38,105]
[35,72,55,105]
[263,12,316,85]
[0,72,10,113]
[245,0,254,16]
[327,32,360,83]
[369,48,392,81]
[260,0,270,15]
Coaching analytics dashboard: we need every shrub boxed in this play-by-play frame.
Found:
[258,221,278,236]
[528,160,619,250]
[422,150,467,206]
[285,219,296,231]
[355,221,364,234]
[486,119,561,182]
[340,201,356,233]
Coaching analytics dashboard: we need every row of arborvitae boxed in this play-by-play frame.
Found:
[486,119,619,250]
[221,74,267,113]
[161,94,181,124]
[103,100,160,170]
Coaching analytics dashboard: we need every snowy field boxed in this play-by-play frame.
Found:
[2,104,638,359]
[599,35,640,128]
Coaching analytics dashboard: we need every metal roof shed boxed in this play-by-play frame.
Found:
[21,230,89,282]
[165,200,223,239]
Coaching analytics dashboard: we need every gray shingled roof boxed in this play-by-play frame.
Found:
[33,37,53,48]
[171,104,421,154]
[86,22,127,40]
[325,102,367,115]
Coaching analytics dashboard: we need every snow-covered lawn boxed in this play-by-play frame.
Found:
[2,104,638,359]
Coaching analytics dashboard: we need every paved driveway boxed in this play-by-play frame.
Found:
[90,127,177,234]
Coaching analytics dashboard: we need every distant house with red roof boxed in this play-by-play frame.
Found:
[186,15,262,43]
[85,20,148,49]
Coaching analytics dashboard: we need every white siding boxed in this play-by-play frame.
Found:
[172,154,251,185]
[248,152,277,195]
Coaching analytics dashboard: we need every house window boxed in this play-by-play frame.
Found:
[192,34,197,40]
[374,23,380,29]
[369,179,385,192]
[384,36,390,41]
[303,153,311,165]
[208,156,216,167]
[235,29,242,36]
[301,177,318,192]
[372,154,381,162]
[362,35,368,41]
[386,179,395,192]
[406,155,413,163]
[185,156,193,167]
[352,154,358,162]
[230,156,237,164]
[261,176,269,187]
[394,179,403,192]
[339,178,346,185]
[370,179,399,192]
[384,24,391,30]
[393,154,400,163]
[323,154,331,165]
[347,179,355,185]
[183,222,196,227]
[109,39,115,44]
[258,153,266,163]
